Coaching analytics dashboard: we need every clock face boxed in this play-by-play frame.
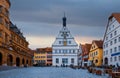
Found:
[63,41,67,46]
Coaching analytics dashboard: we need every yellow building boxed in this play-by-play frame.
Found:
[34,47,52,66]
[89,40,103,66]
[0,0,33,67]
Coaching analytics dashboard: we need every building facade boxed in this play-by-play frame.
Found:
[81,44,91,67]
[89,40,103,66]
[78,44,83,66]
[0,0,33,67]
[103,13,120,66]
[34,47,52,66]
[52,15,79,66]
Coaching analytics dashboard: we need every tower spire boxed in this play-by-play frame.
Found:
[62,12,67,27]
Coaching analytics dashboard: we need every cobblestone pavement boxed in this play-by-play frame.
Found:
[0,66,19,71]
[0,67,108,78]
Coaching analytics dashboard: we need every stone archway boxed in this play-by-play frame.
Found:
[22,58,25,66]
[26,60,28,64]
[104,57,108,65]
[26,59,29,66]
[7,54,13,66]
[16,57,20,67]
[0,53,2,65]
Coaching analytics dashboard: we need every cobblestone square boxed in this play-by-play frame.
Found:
[0,67,108,78]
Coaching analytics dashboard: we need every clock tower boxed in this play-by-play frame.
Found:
[52,15,79,66]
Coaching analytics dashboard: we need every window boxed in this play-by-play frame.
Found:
[119,56,120,61]
[119,46,120,51]
[47,56,52,58]
[104,51,105,55]
[62,58,68,64]
[114,56,117,61]
[114,47,117,52]
[59,41,61,44]
[96,51,98,55]
[110,41,113,45]
[59,50,61,53]
[63,49,67,53]
[109,27,111,30]
[110,49,112,53]
[65,50,67,53]
[119,37,120,42]
[73,50,75,53]
[0,30,2,37]
[106,36,108,41]
[71,58,74,63]
[55,50,57,53]
[114,39,117,44]
[56,58,59,63]
[0,6,2,13]
[95,59,98,63]
[69,50,71,53]
[113,25,114,28]
[5,21,9,28]
[69,41,71,44]
[106,50,108,55]
[104,44,105,49]
[110,33,112,38]
[114,31,117,36]
[0,17,3,24]
[106,43,108,47]
[110,57,112,62]
[94,52,96,56]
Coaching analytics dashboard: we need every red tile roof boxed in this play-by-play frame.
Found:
[109,13,120,23]
[81,44,92,56]
[6,0,11,6]
[36,47,52,52]
[93,40,103,48]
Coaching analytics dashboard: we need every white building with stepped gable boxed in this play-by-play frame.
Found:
[52,15,79,66]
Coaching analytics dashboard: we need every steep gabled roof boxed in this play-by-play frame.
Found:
[36,47,52,52]
[6,0,11,6]
[109,13,120,23]
[93,40,103,48]
[81,44,91,56]
[85,44,92,52]
[103,13,120,41]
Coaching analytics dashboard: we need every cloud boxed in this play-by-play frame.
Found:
[9,0,120,48]
[26,36,55,49]
[10,0,120,26]
[75,36,103,45]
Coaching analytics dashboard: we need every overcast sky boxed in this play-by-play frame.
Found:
[10,0,120,49]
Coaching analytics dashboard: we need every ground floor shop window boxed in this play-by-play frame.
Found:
[62,58,68,64]
[71,58,74,63]
[56,58,59,63]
